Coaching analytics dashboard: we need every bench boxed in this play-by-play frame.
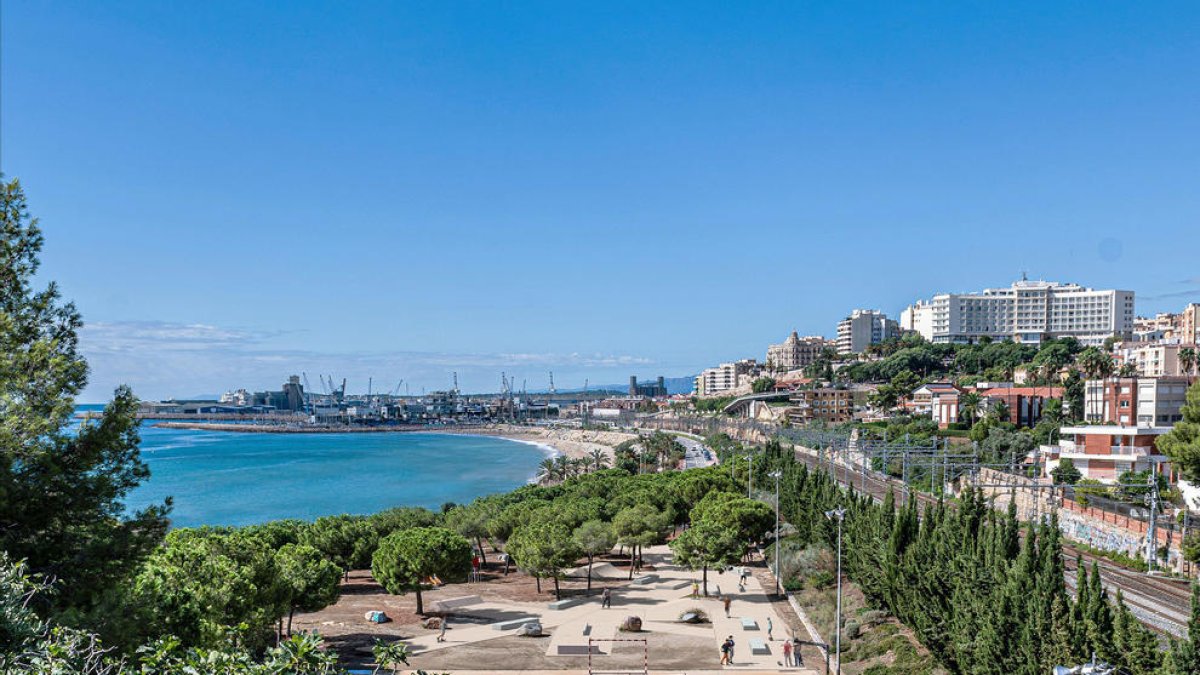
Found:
[433,595,482,612]
[556,644,601,655]
[749,638,769,655]
[631,574,657,585]
[491,616,539,631]
[548,597,584,610]
[555,624,599,655]
[740,617,759,630]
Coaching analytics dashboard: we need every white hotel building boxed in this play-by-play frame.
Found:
[902,279,1134,346]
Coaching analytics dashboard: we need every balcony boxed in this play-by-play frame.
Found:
[1110,446,1150,457]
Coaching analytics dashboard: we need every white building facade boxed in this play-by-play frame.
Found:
[900,301,935,341]
[836,309,900,354]
[913,279,1133,345]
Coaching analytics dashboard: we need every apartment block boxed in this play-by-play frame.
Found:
[1084,376,1196,426]
[900,301,935,341]
[786,386,871,424]
[694,359,759,396]
[836,309,900,354]
[1113,341,1186,377]
[910,279,1134,345]
[1184,303,1200,345]
[1133,304,1200,344]
[766,332,833,370]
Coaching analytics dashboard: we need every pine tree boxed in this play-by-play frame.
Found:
[0,178,169,615]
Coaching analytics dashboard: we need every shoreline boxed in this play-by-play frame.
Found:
[151,421,636,463]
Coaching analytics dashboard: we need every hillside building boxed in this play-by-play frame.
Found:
[694,359,760,396]
[1084,376,1195,427]
[908,279,1134,346]
[836,310,900,354]
[766,332,833,370]
[1052,425,1171,482]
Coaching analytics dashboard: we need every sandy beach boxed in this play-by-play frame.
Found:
[431,424,638,462]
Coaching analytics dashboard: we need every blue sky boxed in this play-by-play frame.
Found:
[3,2,1199,401]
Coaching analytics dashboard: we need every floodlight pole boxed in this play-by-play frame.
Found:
[746,454,753,497]
[770,470,782,596]
[825,507,847,675]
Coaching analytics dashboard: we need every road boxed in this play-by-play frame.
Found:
[678,435,716,469]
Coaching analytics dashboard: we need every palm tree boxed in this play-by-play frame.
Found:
[959,392,982,425]
[588,448,608,472]
[553,454,570,479]
[569,457,587,477]
[988,399,1011,425]
[1118,361,1138,378]
[1181,347,1198,376]
[537,458,558,485]
[1078,347,1115,379]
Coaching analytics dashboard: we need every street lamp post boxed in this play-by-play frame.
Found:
[825,507,847,675]
[769,470,782,596]
[745,454,753,497]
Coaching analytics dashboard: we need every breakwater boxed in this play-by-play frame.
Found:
[153,421,491,434]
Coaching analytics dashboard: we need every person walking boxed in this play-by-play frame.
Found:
[437,615,449,643]
[719,638,731,665]
[691,581,699,598]
[767,616,774,641]
[727,635,736,664]
[722,595,732,618]
[782,639,793,667]
[792,637,803,666]
[601,587,612,608]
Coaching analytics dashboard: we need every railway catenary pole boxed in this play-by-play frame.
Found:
[1147,473,1159,573]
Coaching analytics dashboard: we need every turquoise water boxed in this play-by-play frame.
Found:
[119,423,550,528]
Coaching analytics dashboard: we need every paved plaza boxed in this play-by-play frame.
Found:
[399,544,819,674]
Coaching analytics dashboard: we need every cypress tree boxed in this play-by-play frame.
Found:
[1042,595,1076,672]
[1170,584,1200,675]
[1085,562,1115,663]
[1111,591,1161,675]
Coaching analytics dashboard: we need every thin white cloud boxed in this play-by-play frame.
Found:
[78,320,658,401]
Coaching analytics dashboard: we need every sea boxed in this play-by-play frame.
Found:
[75,406,552,528]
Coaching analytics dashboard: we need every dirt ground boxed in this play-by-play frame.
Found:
[292,549,681,670]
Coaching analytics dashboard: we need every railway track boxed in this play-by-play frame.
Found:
[790,446,1194,636]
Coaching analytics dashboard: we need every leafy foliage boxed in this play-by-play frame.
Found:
[0,179,170,616]
[371,527,472,615]
[507,518,582,599]
[1160,380,1200,482]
